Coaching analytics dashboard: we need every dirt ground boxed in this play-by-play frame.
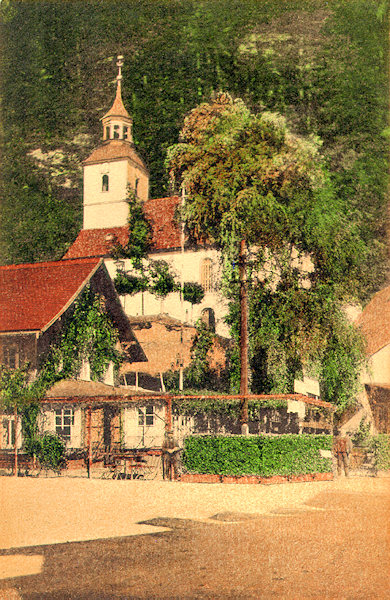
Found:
[0,476,389,599]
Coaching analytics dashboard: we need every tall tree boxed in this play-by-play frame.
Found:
[167,93,366,420]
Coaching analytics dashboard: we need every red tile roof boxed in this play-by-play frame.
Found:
[83,140,147,170]
[63,226,130,260]
[357,285,390,356]
[143,196,182,251]
[0,258,102,333]
[63,196,182,260]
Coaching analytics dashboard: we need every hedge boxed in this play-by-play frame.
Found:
[373,434,390,470]
[182,434,333,476]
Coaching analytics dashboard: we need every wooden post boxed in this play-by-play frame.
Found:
[86,405,92,478]
[14,405,18,477]
[239,239,249,434]
[165,396,173,432]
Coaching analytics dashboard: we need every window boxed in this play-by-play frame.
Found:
[55,408,74,442]
[3,346,18,369]
[102,174,109,192]
[138,405,154,427]
[105,126,110,140]
[134,178,139,196]
[200,258,213,292]
[113,125,120,139]
[123,126,129,140]
[2,418,15,448]
[201,307,215,331]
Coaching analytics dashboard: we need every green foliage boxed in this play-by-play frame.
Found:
[182,434,333,476]
[163,320,225,392]
[0,287,122,461]
[35,432,67,472]
[169,92,367,408]
[111,190,177,298]
[185,320,215,389]
[0,363,37,411]
[182,281,205,305]
[352,416,372,447]
[40,286,122,383]
[0,0,387,296]
[148,260,177,297]
[114,271,148,295]
[173,396,288,417]
[111,191,152,263]
[372,435,390,471]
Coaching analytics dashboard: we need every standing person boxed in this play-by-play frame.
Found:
[162,430,181,481]
[333,429,353,477]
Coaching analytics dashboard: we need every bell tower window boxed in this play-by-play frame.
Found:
[123,126,129,140]
[113,125,120,139]
[105,126,110,140]
[102,174,109,192]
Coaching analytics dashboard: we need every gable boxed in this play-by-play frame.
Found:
[0,258,102,334]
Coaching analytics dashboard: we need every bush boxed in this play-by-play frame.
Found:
[37,433,67,472]
[182,434,332,476]
[183,282,205,305]
[372,434,390,470]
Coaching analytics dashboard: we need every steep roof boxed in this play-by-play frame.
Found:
[83,140,147,170]
[102,82,131,120]
[357,285,390,356]
[0,258,102,333]
[63,196,182,260]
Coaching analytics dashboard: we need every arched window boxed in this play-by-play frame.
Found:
[113,125,120,139]
[102,174,109,192]
[201,308,216,332]
[200,258,213,292]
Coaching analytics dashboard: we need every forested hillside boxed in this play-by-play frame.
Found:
[0,0,388,302]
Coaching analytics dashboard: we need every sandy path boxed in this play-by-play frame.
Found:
[1,475,387,550]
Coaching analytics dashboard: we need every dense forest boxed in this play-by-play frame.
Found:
[0,0,388,303]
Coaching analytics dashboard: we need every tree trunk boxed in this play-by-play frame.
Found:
[14,405,18,477]
[239,239,249,434]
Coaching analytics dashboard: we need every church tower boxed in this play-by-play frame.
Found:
[82,56,149,230]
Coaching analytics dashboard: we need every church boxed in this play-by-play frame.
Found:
[62,56,230,388]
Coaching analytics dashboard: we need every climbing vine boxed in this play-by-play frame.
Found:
[0,286,123,466]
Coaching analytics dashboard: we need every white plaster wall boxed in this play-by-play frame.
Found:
[362,344,390,385]
[105,248,230,337]
[127,163,149,201]
[0,416,22,450]
[123,405,165,448]
[83,160,129,229]
[39,407,82,449]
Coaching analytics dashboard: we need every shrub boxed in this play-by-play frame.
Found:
[182,434,332,476]
[372,434,390,470]
[37,433,67,472]
[183,282,205,305]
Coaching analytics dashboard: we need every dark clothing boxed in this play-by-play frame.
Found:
[333,435,353,477]
[162,434,180,480]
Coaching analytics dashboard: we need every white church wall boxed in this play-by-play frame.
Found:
[104,248,231,337]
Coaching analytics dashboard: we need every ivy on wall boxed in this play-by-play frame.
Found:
[0,286,123,466]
